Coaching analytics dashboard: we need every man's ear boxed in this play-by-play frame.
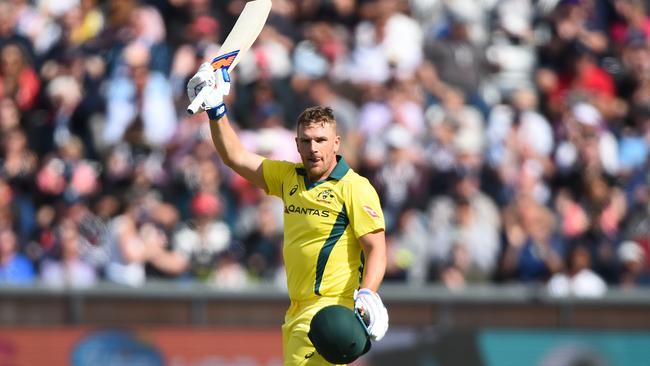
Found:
[334,135,341,153]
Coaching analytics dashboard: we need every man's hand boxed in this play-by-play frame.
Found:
[354,288,389,341]
[186,62,231,118]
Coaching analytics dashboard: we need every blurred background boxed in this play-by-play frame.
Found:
[0,0,650,365]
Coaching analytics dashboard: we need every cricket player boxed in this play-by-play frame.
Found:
[187,64,389,365]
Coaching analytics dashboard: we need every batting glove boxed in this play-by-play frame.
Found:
[186,62,231,120]
[354,288,389,341]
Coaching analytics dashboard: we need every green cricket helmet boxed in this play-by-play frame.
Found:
[308,304,371,364]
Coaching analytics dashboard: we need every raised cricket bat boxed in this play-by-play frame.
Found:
[187,0,272,114]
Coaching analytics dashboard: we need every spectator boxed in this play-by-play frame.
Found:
[428,166,502,283]
[211,249,249,290]
[565,173,626,240]
[422,17,490,114]
[485,0,536,97]
[0,179,14,231]
[487,89,554,171]
[1,128,37,240]
[40,219,97,288]
[68,201,112,272]
[0,98,20,134]
[105,194,166,287]
[307,79,359,135]
[0,226,35,285]
[499,194,565,283]
[487,88,555,204]
[555,102,619,177]
[0,43,39,111]
[539,0,608,60]
[422,106,469,197]
[425,86,485,160]
[293,22,344,81]
[617,240,650,288]
[124,5,171,75]
[13,0,61,57]
[25,204,57,264]
[65,0,105,46]
[0,3,32,60]
[239,90,300,162]
[368,0,423,79]
[357,83,392,140]
[385,208,430,284]
[36,136,100,203]
[611,0,650,47]
[46,75,84,148]
[103,42,176,149]
[372,125,427,231]
[242,196,284,282]
[149,192,232,282]
[547,244,607,298]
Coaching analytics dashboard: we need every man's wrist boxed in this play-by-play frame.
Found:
[207,103,227,120]
[358,288,373,295]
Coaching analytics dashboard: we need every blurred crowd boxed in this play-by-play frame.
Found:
[0,0,649,297]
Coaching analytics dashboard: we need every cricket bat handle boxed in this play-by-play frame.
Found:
[186,86,211,115]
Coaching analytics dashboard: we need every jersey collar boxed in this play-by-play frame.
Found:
[296,155,350,189]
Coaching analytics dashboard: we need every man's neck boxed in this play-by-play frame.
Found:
[308,164,337,183]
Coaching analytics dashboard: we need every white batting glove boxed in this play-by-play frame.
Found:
[186,62,231,119]
[354,288,389,341]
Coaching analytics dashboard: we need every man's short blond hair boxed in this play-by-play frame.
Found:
[296,106,337,131]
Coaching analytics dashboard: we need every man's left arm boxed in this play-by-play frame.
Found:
[355,230,389,341]
[347,178,389,341]
[359,229,386,292]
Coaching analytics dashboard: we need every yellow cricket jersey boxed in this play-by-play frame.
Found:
[262,156,385,302]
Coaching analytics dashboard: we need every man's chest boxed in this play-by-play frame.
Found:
[282,178,345,230]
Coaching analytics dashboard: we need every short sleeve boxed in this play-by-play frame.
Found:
[346,178,385,238]
[262,159,295,198]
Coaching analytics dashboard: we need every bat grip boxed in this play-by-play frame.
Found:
[186,87,211,115]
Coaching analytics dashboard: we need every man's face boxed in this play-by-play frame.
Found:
[296,122,340,182]
[0,229,16,257]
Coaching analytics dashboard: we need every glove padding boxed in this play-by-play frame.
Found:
[354,288,389,341]
[186,62,231,114]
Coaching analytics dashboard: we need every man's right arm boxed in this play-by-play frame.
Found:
[208,114,267,191]
[187,63,268,191]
